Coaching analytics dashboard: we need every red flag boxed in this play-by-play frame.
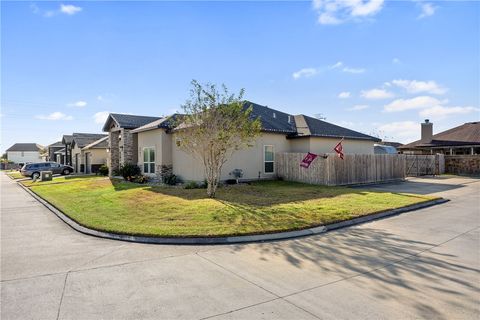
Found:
[334,138,344,160]
[300,152,318,168]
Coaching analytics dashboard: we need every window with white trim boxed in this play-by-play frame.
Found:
[143,147,155,174]
[264,145,274,173]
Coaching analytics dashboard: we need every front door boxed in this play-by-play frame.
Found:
[75,154,79,173]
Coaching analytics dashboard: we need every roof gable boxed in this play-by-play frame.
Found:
[6,143,44,152]
[71,133,108,148]
[102,113,161,132]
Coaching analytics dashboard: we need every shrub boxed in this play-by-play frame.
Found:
[225,179,237,185]
[98,165,109,176]
[133,175,149,184]
[119,164,141,181]
[184,181,199,189]
[162,172,177,185]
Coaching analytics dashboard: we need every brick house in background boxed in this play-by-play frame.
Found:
[399,120,480,155]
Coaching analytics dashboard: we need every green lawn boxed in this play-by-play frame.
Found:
[23,176,438,237]
[6,171,24,179]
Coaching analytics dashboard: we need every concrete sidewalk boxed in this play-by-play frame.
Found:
[1,174,479,319]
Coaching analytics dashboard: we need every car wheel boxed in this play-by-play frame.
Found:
[32,172,40,180]
[63,169,70,175]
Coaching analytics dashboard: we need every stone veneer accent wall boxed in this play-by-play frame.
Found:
[109,131,120,176]
[445,155,480,175]
[122,129,136,165]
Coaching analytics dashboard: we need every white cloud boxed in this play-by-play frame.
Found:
[419,106,479,119]
[383,96,443,112]
[348,105,369,111]
[36,112,73,121]
[342,66,365,74]
[60,4,82,15]
[392,58,400,64]
[312,0,384,25]
[93,111,110,124]
[338,91,351,99]
[292,68,319,79]
[330,61,366,74]
[392,79,447,95]
[418,2,436,19]
[68,100,87,107]
[30,3,82,17]
[361,88,394,100]
[330,61,343,69]
[378,121,419,143]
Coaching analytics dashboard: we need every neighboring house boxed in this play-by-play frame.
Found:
[61,134,74,165]
[374,142,402,154]
[47,141,64,162]
[102,114,162,173]
[105,102,380,181]
[54,148,66,164]
[82,137,109,174]
[5,143,44,164]
[399,120,480,155]
[71,134,108,173]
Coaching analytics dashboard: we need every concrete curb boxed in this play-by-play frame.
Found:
[18,181,449,245]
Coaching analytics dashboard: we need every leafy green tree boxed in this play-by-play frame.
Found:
[175,80,261,198]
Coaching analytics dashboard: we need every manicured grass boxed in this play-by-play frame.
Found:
[24,177,438,237]
[6,171,24,179]
[21,174,103,187]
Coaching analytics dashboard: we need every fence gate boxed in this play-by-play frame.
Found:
[405,155,436,176]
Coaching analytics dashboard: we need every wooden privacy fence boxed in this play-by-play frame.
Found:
[405,154,445,176]
[276,153,406,186]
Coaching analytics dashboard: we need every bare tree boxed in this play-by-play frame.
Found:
[175,80,261,198]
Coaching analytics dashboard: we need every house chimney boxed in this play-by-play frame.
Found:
[421,119,433,142]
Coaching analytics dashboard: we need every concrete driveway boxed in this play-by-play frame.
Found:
[1,174,479,320]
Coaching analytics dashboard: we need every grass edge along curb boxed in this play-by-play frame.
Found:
[18,181,449,245]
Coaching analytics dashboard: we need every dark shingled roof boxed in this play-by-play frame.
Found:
[6,143,43,152]
[48,141,64,148]
[130,114,184,133]
[62,135,74,144]
[112,101,378,142]
[245,102,297,134]
[298,115,380,141]
[399,122,480,149]
[103,113,161,131]
[71,133,108,148]
[82,136,109,150]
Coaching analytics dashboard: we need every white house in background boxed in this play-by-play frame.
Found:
[5,143,45,164]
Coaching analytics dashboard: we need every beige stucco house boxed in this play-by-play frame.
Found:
[104,102,380,181]
[71,134,108,174]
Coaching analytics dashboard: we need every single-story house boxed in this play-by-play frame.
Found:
[399,120,480,155]
[103,102,380,181]
[47,141,65,163]
[5,143,45,164]
[71,134,108,173]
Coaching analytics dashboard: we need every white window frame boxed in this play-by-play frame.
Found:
[263,145,275,174]
[143,147,156,174]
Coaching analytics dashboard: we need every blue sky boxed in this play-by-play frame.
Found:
[1,0,479,153]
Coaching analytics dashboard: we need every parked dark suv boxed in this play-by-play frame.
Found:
[20,162,74,179]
